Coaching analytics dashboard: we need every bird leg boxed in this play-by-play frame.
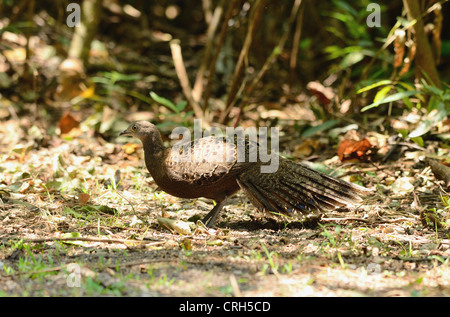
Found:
[201,197,228,227]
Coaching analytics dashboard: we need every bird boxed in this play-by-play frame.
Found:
[119,121,369,227]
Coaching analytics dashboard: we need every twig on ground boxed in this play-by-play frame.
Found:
[321,216,417,224]
[21,236,165,245]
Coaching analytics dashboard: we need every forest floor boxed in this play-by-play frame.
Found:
[2,0,450,299]
[1,117,449,297]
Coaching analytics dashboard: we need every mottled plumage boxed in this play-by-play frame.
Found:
[120,121,368,227]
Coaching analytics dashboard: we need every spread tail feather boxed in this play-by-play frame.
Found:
[237,159,368,217]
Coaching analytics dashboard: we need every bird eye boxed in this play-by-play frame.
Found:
[131,125,137,131]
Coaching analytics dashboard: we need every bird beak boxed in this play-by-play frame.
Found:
[119,128,131,136]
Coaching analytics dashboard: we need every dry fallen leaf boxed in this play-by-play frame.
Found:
[307,81,335,107]
[122,143,140,155]
[393,29,406,68]
[391,177,414,195]
[80,85,95,99]
[157,217,193,235]
[58,112,80,135]
[293,139,319,157]
[337,138,374,162]
[78,193,90,204]
[18,181,32,194]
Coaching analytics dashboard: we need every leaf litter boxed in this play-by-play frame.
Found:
[0,117,449,297]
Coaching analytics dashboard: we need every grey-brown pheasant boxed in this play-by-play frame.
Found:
[120,121,368,227]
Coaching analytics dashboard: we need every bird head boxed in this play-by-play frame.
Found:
[120,121,155,139]
[119,121,166,153]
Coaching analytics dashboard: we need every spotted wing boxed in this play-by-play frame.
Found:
[166,136,257,186]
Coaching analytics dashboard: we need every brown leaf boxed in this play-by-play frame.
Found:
[293,139,319,157]
[307,81,335,106]
[400,43,416,76]
[59,112,80,135]
[393,29,406,68]
[337,139,373,162]
[78,193,90,204]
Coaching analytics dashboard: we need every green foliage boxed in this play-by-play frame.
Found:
[260,242,279,275]
[149,91,187,114]
[323,0,388,75]
[325,45,376,72]
[357,78,450,143]
[2,242,57,280]
[301,120,340,138]
[320,224,342,248]
[146,265,175,287]
[149,91,193,131]
[373,90,421,111]
[90,71,149,106]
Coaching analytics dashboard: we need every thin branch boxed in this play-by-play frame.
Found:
[321,216,417,224]
[231,0,303,126]
[203,0,240,114]
[289,0,305,89]
[219,0,265,124]
[193,0,226,103]
[202,0,213,24]
[169,39,205,122]
[247,0,302,98]
[22,236,165,245]
[0,256,175,279]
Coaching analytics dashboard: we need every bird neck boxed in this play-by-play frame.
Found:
[141,134,168,176]
[140,132,166,156]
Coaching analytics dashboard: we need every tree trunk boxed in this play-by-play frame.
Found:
[403,0,441,88]
[68,0,102,65]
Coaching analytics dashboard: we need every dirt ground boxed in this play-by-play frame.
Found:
[0,119,449,297]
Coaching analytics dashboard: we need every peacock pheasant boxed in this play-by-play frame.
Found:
[120,121,368,227]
